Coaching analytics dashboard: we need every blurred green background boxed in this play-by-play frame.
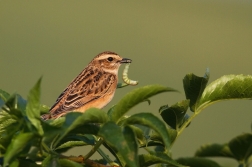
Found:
[1,1,252,166]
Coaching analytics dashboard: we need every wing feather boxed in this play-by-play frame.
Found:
[47,67,116,118]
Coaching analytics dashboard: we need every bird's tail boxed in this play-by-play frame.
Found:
[40,113,51,121]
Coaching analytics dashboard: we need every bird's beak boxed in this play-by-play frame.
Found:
[120,58,132,63]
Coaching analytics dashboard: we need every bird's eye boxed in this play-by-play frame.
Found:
[107,57,114,62]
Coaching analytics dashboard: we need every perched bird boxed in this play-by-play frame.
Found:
[41,51,131,120]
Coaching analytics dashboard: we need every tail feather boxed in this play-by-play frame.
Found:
[40,113,51,121]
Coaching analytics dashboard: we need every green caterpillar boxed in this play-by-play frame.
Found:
[122,63,138,85]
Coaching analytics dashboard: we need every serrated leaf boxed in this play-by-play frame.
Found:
[139,151,186,167]
[195,143,234,158]
[122,113,171,149]
[4,132,34,167]
[159,100,189,130]
[196,75,252,112]
[55,134,95,153]
[26,77,44,136]
[98,122,138,167]
[53,108,108,148]
[228,133,252,162]
[183,69,209,112]
[56,141,89,150]
[176,157,221,167]
[110,85,178,123]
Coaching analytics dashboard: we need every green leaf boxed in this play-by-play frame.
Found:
[196,74,252,112]
[3,94,17,112]
[128,125,146,146]
[176,157,221,167]
[55,141,89,150]
[228,133,252,162]
[55,134,95,153]
[107,105,116,119]
[42,154,60,167]
[15,159,40,167]
[0,116,21,153]
[0,98,4,110]
[111,84,178,123]
[159,100,190,130]
[122,113,171,149]
[150,127,177,146]
[53,108,108,148]
[0,89,10,102]
[0,116,18,133]
[123,126,139,166]
[16,95,27,114]
[0,108,18,129]
[183,69,209,112]
[26,77,44,136]
[195,143,234,158]
[40,104,50,114]
[4,132,34,167]
[58,159,83,167]
[9,159,19,167]
[0,89,10,108]
[67,124,100,137]
[98,122,138,167]
[42,119,98,149]
[139,151,186,167]
[4,94,27,116]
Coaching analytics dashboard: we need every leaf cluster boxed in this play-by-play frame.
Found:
[0,70,252,167]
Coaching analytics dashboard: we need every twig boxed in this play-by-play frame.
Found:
[84,137,104,160]
[60,155,120,167]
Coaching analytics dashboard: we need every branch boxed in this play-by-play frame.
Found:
[60,155,120,167]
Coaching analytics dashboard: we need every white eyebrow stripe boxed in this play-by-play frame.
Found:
[96,54,121,61]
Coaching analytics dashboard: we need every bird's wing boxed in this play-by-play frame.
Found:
[48,68,116,118]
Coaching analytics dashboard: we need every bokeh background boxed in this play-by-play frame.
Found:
[1,1,252,166]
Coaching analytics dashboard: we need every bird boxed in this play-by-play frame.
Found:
[41,51,131,120]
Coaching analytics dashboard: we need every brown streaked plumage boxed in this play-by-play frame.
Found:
[41,51,131,120]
